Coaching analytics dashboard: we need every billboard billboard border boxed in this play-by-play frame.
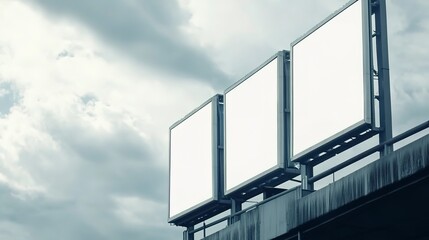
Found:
[290,0,378,164]
[224,51,299,198]
[168,94,228,226]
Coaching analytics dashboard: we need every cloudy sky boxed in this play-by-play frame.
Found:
[0,0,428,239]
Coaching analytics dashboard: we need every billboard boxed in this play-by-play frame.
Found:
[168,95,224,224]
[291,0,374,161]
[224,51,297,196]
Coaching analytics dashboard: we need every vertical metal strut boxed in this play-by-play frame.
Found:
[374,0,393,156]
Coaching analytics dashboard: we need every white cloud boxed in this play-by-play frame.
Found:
[0,1,207,239]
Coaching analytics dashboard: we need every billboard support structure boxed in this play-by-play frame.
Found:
[291,0,377,167]
[373,0,393,156]
[299,0,394,193]
[171,1,394,238]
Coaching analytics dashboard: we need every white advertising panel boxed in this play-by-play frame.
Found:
[292,0,372,159]
[169,98,217,221]
[225,56,283,194]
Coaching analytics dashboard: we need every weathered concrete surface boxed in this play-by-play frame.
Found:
[203,134,429,240]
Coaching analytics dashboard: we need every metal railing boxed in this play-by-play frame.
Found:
[307,120,429,185]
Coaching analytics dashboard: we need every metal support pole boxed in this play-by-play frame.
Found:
[374,0,393,156]
[183,226,194,240]
[228,198,242,225]
[301,164,314,197]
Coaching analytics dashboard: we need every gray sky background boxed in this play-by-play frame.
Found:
[0,0,428,239]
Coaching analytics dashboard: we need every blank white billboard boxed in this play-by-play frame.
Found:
[169,96,220,221]
[225,53,287,195]
[291,0,372,159]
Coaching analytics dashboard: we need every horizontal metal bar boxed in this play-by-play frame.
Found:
[290,178,302,183]
[309,120,429,184]
[385,120,429,146]
[307,129,376,167]
[309,143,382,183]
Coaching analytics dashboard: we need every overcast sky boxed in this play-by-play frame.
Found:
[0,0,428,239]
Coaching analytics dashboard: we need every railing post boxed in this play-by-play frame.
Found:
[203,222,206,238]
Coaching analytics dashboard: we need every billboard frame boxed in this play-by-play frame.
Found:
[224,51,299,198]
[290,0,378,165]
[168,94,228,227]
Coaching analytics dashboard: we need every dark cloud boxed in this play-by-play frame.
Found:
[56,50,74,59]
[27,0,231,90]
[49,119,150,163]
[22,97,169,200]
